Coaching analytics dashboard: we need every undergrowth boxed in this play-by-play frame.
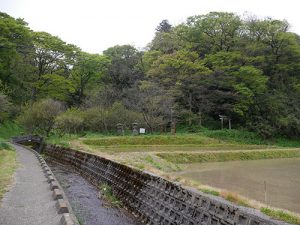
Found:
[261,207,300,224]
[99,184,122,208]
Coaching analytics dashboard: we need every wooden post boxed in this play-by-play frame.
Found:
[221,118,223,129]
[264,181,267,204]
[228,119,231,129]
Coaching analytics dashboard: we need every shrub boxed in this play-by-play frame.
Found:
[18,99,64,136]
[83,102,143,132]
[0,92,12,122]
[55,109,84,135]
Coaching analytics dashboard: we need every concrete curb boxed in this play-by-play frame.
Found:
[11,142,77,225]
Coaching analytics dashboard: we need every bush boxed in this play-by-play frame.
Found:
[55,109,84,135]
[0,92,12,122]
[18,99,64,136]
[83,102,143,133]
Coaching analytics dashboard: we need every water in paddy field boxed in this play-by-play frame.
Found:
[173,158,300,214]
[47,160,139,225]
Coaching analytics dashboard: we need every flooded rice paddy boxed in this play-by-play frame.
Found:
[174,158,300,213]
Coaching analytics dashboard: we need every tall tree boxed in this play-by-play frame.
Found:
[70,52,110,105]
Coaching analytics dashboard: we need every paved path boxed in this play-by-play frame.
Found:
[0,144,61,225]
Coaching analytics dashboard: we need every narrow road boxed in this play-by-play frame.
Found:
[0,144,61,225]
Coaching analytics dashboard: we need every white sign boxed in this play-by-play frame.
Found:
[139,128,146,134]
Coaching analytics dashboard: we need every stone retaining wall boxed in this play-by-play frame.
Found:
[44,144,291,225]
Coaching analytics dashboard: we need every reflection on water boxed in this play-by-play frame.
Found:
[174,158,300,213]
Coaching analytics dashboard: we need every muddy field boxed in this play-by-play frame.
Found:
[173,158,300,213]
[47,160,139,225]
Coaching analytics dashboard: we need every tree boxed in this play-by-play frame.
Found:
[34,74,75,102]
[18,99,64,136]
[31,32,80,100]
[71,52,110,105]
[185,12,242,53]
[55,108,84,135]
[125,81,174,132]
[0,12,35,104]
[156,20,172,33]
[102,45,144,92]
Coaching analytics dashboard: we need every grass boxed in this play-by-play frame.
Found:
[224,193,250,207]
[199,188,220,196]
[200,129,300,148]
[157,149,300,164]
[144,155,163,170]
[261,207,300,224]
[82,134,222,146]
[46,134,78,147]
[99,184,122,208]
[0,122,23,140]
[0,145,17,201]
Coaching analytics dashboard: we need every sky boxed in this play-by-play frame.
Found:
[1,0,299,54]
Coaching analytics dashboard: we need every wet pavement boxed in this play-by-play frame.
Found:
[47,160,139,225]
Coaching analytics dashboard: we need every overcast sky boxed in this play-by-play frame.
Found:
[1,0,299,53]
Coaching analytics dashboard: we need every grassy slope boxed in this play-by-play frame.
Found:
[0,122,21,201]
[0,122,24,140]
[0,148,16,200]
[158,149,300,164]
[79,129,300,148]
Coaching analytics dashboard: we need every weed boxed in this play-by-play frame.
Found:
[200,188,220,196]
[261,207,300,224]
[223,193,250,207]
[99,184,122,208]
[0,122,23,140]
[144,155,163,170]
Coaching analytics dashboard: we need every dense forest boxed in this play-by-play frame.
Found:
[0,11,299,138]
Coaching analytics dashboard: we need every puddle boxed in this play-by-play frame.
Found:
[47,160,139,225]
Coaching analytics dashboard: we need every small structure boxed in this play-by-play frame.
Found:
[219,115,231,129]
[139,128,146,134]
[116,123,124,136]
[132,122,139,136]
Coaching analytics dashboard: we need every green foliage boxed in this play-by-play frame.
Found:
[0,92,12,121]
[1,11,300,138]
[0,141,12,150]
[55,109,84,135]
[200,129,266,145]
[199,188,220,196]
[71,52,110,104]
[158,149,300,164]
[17,99,64,136]
[83,134,213,146]
[0,121,23,140]
[99,184,122,208]
[0,148,16,200]
[261,207,300,224]
[35,74,75,101]
[83,102,143,133]
[144,155,163,170]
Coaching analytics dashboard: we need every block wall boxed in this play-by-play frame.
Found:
[44,145,289,225]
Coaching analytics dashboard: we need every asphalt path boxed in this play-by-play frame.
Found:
[0,144,61,225]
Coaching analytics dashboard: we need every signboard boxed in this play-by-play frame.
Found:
[139,128,146,134]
